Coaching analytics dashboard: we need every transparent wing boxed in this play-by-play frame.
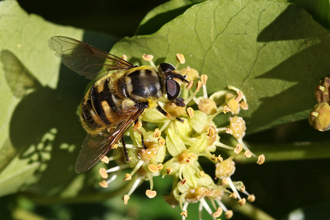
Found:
[75,107,144,173]
[50,36,134,80]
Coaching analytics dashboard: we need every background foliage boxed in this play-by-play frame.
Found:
[1,0,330,219]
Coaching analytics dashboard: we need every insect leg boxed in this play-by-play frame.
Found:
[156,105,171,118]
[141,134,147,149]
[121,137,130,162]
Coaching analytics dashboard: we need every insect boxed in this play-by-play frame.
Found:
[50,36,188,173]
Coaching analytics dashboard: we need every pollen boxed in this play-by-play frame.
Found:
[179,179,187,186]
[124,173,132,181]
[187,107,194,118]
[200,74,208,85]
[240,101,249,110]
[157,164,163,170]
[225,210,233,219]
[238,198,246,206]
[158,138,165,147]
[146,189,157,198]
[153,128,161,138]
[257,154,265,165]
[166,167,173,175]
[101,155,110,164]
[99,168,108,179]
[176,53,185,64]
[123,195,130,205]
[199,171,205,178]
[196,81,202,92]
[142,54,154,61]
[213,207,223,218]
[99,180,108,188]
[206,126,217,146]
[180,210,188,218]
[148,164,159,173]
[244,150,252,158]
[248,194,256,202]
[230,191,238,199]
[234,144,243,154]
[186,80,194,89]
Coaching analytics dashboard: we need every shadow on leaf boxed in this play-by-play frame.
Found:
[1,32,117,197]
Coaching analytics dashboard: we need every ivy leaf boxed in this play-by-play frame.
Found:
[135,0,205,35]
[0,1,117,197]
[289,0,330,29]
[111,0,330,134]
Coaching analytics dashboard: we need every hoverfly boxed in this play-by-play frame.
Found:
[50,36,188,173]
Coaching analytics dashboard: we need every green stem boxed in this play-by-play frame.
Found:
[222,194,275,220]
[234,141,330,163]
[22,179,136,205]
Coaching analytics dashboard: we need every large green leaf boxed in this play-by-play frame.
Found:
[135,0,205,35]
[290,0,330,29]
[111,0,330,134]
[0,1,117,197]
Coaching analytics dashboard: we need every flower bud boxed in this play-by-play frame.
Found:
[229,116,246,139]
[198,98,217,115]
[315,76,330,103]
[164,101,186,117]
[215,159,236,179]
[309,102,330,131]
[180,66,199,81]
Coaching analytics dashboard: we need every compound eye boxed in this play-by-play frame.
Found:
[166,79,181,100]
[159,63,176,73]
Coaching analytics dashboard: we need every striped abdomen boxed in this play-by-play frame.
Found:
[80,77,123,133]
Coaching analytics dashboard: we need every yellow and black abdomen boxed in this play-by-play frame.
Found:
[80,77,123,134]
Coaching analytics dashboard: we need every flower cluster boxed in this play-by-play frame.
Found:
[98,54,265,219]
[310,76,330,131]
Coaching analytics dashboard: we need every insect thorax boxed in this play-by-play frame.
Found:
[124,66,163,102]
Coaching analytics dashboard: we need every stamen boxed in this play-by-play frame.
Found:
[127,178,142,196]
[213,207,223,218]
[99,168,108,179]
[225,210,233,219]
[142,54,155,67]
[123,194,130,205]
[126,160,144,178]
[200,198,215,219]
[257,154,265,165]
[99,180,108,188]
[187,107,194,118]
[176,53,185,64]
[238,198,246,206]
[106,174,118,184]
[248,194,256,202]
[214,141,235,150]
[146,189,157,198]
[225,177,241,200]
[101,156,110,164]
